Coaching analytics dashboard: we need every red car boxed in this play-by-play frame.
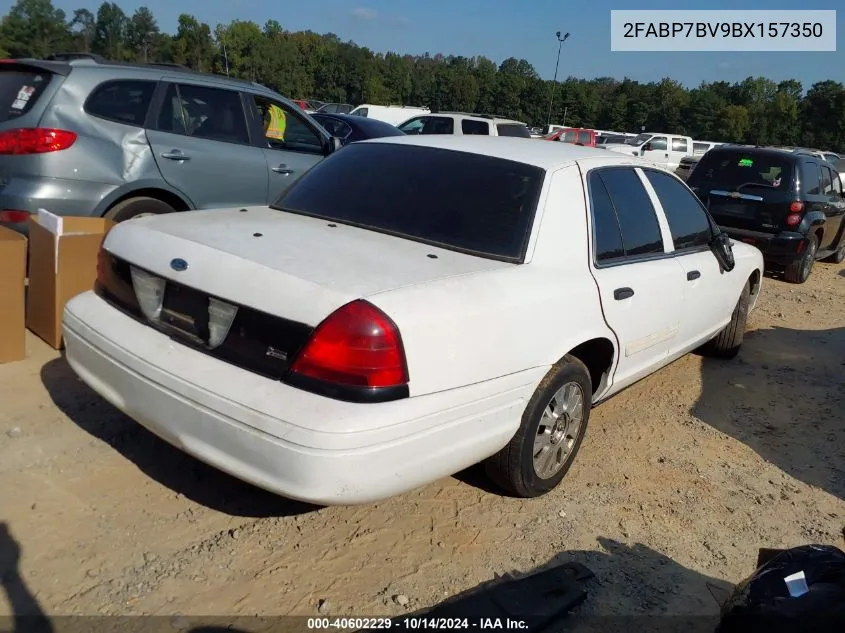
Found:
[544,127,597,147]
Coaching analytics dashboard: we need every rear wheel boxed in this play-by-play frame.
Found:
[485,356,592,498]
[104,196,176,222]
[784,234,817,284]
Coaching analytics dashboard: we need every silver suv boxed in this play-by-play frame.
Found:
[0,55,339,232]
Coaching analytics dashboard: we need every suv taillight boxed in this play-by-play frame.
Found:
[789,201,805,213]
[290,300,409,390]
[0,128,77,155]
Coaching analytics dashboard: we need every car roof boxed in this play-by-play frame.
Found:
[430,111,527,126]
[359,135,637,169]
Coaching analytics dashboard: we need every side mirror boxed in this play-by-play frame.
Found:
[710,231,736,272]
[325,136,342,155]
[642,142,653,151]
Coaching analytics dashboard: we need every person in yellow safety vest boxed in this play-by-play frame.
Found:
[264,104,287,141]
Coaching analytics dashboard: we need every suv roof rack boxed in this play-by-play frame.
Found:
[47,52,107,62]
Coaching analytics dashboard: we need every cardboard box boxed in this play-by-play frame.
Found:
[26,210,114,350]
[0,226,27,363]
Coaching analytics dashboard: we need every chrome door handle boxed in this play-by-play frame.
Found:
[272,165,294,174]
[161,151,190,161]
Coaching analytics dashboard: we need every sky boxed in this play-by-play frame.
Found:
[28,0,845,88]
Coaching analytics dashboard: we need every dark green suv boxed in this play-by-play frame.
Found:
[688,146,845,283]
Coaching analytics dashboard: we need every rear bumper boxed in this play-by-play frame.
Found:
[62,291,538,504]
[0,175,117,234]
[722,228,806,266]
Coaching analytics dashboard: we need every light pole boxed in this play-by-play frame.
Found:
[546,31,570,130]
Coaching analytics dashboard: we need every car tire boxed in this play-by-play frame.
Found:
[784,233,818,283]
[822,240,845,264]
[484,355,592,498]
[700,281,751,359]
[104,196,176,222]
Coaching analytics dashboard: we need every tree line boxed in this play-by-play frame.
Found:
[2,0,844,151]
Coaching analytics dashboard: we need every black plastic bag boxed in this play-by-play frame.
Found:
[717,544,845,632]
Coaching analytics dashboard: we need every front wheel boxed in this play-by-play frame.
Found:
[484,356,592,498]
[700,281,751,359]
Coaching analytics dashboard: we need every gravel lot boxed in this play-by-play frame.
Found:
[1,262,843,620]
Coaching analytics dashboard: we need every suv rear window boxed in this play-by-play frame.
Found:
[0,70,52,122]
[273,142,544,261]
[690,151,793,192]
[85,80,156,126]
[497,124,531,138]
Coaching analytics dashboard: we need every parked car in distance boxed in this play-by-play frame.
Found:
[687,146,845,283]
[605,132,694,171]
[693,140,722,156]
[315,102,354,115]
[397,112,531,138]
[675,155,701,181]
[348,104,430,126]
[311,112,406,145]
[0,55,340,232]
[63,136,763,505]
[545,127,597,147]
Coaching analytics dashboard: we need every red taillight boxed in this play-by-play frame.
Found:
[0,128,77,155]
[290,300,409,389]
[789,201,805,213]
[785,213,802,227]
[0,210,30,223]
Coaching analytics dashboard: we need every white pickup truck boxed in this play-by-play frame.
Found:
[63,136,763,505]
[605,132,694,170]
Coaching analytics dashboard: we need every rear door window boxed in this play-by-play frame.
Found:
[671,138,688,153]
[461,119,489,135]
[156,83,249,145]
[497,124,531,138]
[800,161,820,195]
[85,80,156,126]
[0,70,53,122]
[593,167,665,258]
[577,130,592,144]
[820,165,833,194]
[587,171,625,262]
[420,116,454,134]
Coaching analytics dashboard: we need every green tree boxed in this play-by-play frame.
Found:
[93,2,128,60]
[126,7,158,63]
[0,0,70,58]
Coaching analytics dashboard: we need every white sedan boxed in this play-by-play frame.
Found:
[63,136,764,505]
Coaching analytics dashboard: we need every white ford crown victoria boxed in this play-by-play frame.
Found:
[63,136,764,505]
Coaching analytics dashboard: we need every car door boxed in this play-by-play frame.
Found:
[245,94,329,205]
[820,165,845,250]
[640,136,668,167]
[668,137,690,170]
[640,168,735,356]
[585,166,686,391]
[145,81,269,208]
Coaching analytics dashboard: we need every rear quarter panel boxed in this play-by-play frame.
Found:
[368,165,617,397]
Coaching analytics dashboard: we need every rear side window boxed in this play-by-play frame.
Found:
[693,142,709,155]
[690,152,793,191]
[591,168,664,259]
[577,131,592,144]
[800,161,820,195]
[831,170,843,195]
[0,70,52,122]
[85,80,156,126]
[643,170,712,250]
[419,116,454,134]
[461,119,489,135]
[498,124,531,138]
[671,138,688,153]
[273,142,544,262]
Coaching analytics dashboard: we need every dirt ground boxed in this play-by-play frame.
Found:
[1,261,844,622]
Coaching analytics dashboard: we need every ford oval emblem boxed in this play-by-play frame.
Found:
[170,258,188,272]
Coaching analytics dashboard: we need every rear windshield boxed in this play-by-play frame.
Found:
[0,70,52,122]
[497,124,531,138]
[689,152,793,191]
[272,142,544,262]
